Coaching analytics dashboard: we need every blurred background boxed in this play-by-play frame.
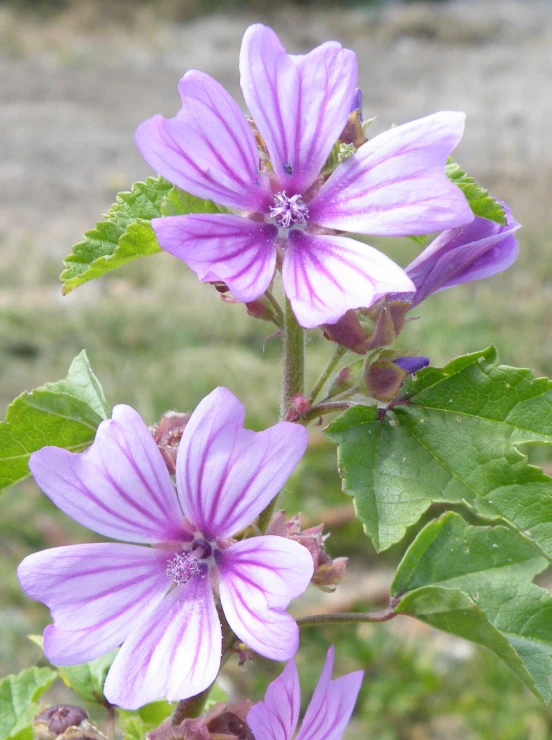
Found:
[1,0,552,737]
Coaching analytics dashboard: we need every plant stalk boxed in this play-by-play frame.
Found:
[308,345,347,404]
[297,607,398,627]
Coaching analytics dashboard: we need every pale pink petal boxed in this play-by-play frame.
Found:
[175,387,307,540]
[152,214,278,303]
[247,660,300,740]
[29,405,187,544]
[17,543,171,665]
[282,230,415,328]
[240,24,358,194]
[296,647,364,740]
[104,574,221,710]
[136,70,271,212]
[308,111,474,235]
[217,536,313,661]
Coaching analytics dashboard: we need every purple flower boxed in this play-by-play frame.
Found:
[405,203,520,307]
[136,24,474,329]
[17,387,313,710]
[247,646,363,740]
[393,356,430,375]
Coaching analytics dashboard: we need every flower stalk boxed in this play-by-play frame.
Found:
[308,344,347,404]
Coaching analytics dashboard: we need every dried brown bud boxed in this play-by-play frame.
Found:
[323,300,410,355]
[35,706,88,739]
[150,411,191,475]
[323,310,367,354]
[266,513,348,591]
[339,109,366,148]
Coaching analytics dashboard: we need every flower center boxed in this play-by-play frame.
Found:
[268,191,309,229]
[165,539,212,585]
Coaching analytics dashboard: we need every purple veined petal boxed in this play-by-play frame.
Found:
[136,70,271,212]
[217,536,313,661]
[406,205,520,307]
[282,230,415,329]
[175,387,307,540]
[17,543,171,665]
[247,660,301,740]
[240,24,358,195]
[296,647,364,740]
[28,405,188,544]
[104,573,221,710]
[152,214,278,303]
[308,111,474,235]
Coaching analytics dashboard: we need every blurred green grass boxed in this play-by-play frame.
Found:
[2,224,552,737]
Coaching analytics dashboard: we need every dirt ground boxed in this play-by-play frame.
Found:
[1,0,551,262]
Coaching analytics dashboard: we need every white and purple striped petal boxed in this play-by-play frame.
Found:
[240,24,358,195]
[282,230,415,328]
[28,405,188,544]
[104,575,221,710]
[246,660,301,740]
[17,543,171,665]
[152,214,278,303]
[175,387,307,540]
[296,646,364,740]
[308,111,474,235]
[406,203,520,306]
[135,71,270,212]
[217,536,313,661]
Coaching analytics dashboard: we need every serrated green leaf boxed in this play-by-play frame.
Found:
[160,186,224,217]
[0,351,108,493]
[326,346,552,554]
[60,177,172,294]
[446,159,507,225]
[0,667,57,740]
[57,649,117,705]
[393,512,552,701]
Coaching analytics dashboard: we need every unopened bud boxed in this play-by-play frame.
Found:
[323,310,368,354]
[286,393,311,422]
[245,299,274,323]
[365,360,407,403]
[327,360,363,398]
[35,706,88,739]
[150,411,191,475]
[312,556,349,593]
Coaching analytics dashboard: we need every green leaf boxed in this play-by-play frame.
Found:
[0,667,57,740]
[57,650,117,705]
[160,186,224,217]
[118,700,173,729]
[326,346,552,554]
[446,159,507,224]
[60,177,172,294]
[120,715,146,740]
[0,351,108,493]
[393,512,552,702]
[204,682,229,710]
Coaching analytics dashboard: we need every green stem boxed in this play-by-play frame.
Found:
[308,345,347,404]
[280,296,305,419]
[264,288,284,324]
[300,398,358,426]
[297,606,398,627]
[171,687,212,725]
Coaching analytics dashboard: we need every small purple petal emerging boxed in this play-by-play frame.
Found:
[308,111,474,235]
[152,214,278,303]
[19,389,311,709]
[393,356,430,375]
[28,405,188,545]
[217,536,313,661]
[240,24,358,195]
[406,203,520,307]
[282,230,415,328]
[248,646,364,740]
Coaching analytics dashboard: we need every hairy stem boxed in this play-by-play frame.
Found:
[264,288,284,325]
[280,296,305,419]
[300,399,357,426]
[308,345,347,404]
[297,606,398,627]
[172,687,212,725]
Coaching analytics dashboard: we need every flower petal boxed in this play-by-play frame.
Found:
[29,405,187,544]
[217,536,313,661]
[247,660,300,740]
[406,204,520,306]
[152,214,278,303]
[17,543,171,665]
[282,230,415,328]
[296,647,364,740]
[175,387,307,540]
[240,24,358,194]
[104,574,221,710]
[136,70,270,211]
[308,111,474,235]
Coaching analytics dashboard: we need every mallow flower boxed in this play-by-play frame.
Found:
[136,23,474,329]
[405,203,520,307]
[247,646,363,740]
[18,387,313,710]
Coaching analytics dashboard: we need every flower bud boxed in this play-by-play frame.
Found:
[364,360,408,404]
[150,411,191,475]
[327,360,363,398]
[286,393,311,422]
[34,706,88,740]
[323,299,410,355]
[393,356,430,375]
[405,204,520,307]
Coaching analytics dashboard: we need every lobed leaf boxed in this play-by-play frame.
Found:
[446,159,507,225]
[60,178,223,294]
[0,667,57,740]
[393,512,552,702]
[0,351,108,494]
[326,346,552,554]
